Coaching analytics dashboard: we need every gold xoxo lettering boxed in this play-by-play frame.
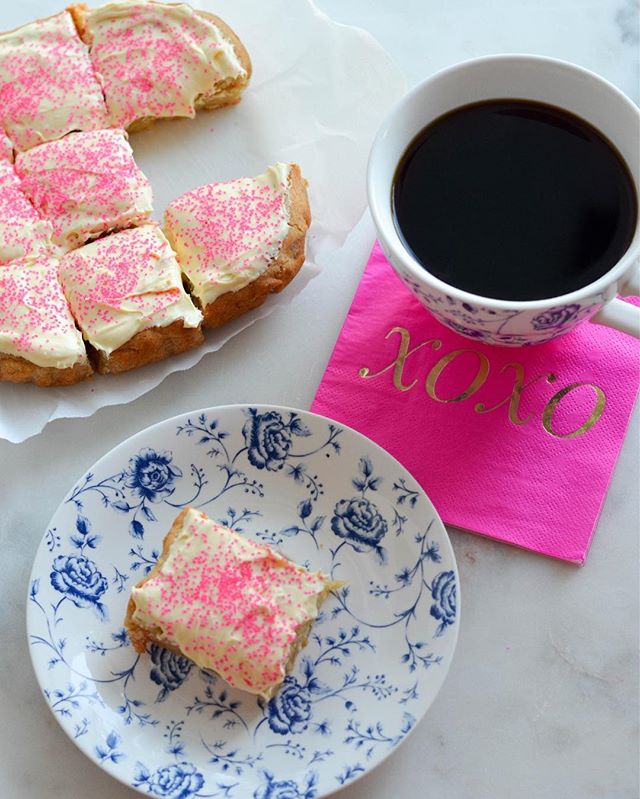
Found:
[425,349,490,403]
[474,363,556,425]
[358,327,607,437]
[359,326,442,391]
[542,382,607,439]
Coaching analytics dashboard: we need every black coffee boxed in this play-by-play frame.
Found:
[392,99,637,301]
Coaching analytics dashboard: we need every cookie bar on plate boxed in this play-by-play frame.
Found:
[164,162,311,328]
[125,507,338,699]
[15,129,153,251]
[0,135,53,265]
[0,11,109,152]
[72,1,251,132]
[0,256,91,386]
[59,224,203,374]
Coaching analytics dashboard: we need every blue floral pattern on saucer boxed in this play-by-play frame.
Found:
[27,405,459,798]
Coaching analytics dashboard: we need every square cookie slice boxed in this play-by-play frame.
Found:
[72,1,251,131]
[164,162,311,328]
[16,129,153,251]
[0,158,54,265]
[0,256,91,386]
[59,225,203,374]
[125,507,338,699]
[0,11,109,152]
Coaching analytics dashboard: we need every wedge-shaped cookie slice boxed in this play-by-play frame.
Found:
[125,507,338,699]
[59,225,203,374]
[72,1,251,131]
[164,162,310,328]
[16,129,153,251]
[0,11,109,152]
[0,158,54,265]
[0,256,91,387]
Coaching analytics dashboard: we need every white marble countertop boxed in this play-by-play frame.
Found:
[1,1,638,797]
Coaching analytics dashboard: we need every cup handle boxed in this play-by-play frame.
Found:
[590,264,640,339]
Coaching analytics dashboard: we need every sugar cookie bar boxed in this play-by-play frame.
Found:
[0,130,13,163]
[16,129,153,251]
[0,158,54,265]
[0,256,91,386]
[59,225,203,374]
[0,11,109,152]
[125,507,338,699]
[164,162,311,328]
[71,1,251,132]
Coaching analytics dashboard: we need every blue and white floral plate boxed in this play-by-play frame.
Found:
[27,405,459,798]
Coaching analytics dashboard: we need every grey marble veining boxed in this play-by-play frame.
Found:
[616,0,640,45]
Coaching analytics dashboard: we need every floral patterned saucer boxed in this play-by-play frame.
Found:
[27,405,459,798]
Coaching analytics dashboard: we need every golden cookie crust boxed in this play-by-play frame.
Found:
[90,319,204,375]
[199,163,311,329]
[124,507,190,654]
[0,352,92,387]
[66,4,89,39]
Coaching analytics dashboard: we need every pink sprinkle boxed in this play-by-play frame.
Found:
[59,225,191,344]
[0,12,109,151]
[15,129,152,249]
[0,256,79,357]
[137,511,328,695]
[86,3,240,129]
[0,159,52,264]
[164,169,289,294]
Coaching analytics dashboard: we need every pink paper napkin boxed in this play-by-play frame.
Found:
[312,243,640,564]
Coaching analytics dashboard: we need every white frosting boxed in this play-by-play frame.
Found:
[86,1,246,129]
[15,128,152,250]
[0,257,87,369]
[59,225,202,355]
[0,160,54,265]
[0,130,13,163]
[0,12,109,151]
[131,508,330,697]
[164,162,292,306]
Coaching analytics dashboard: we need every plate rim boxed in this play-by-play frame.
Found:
[26,403,461,797]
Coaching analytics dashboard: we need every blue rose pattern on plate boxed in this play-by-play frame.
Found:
[253,770,318,799]
[50,553,109,620]
[150,645,194,702]
[126,448,183,503]
[266,676,313,735]
[330,456,389,563]
[430,571,457,636]
[27,406,459,798]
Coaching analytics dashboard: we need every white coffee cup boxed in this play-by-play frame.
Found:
[367,54,640,346]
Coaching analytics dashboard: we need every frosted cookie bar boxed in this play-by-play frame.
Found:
[0,11,109,152]
[125,507,337,699]
[0,130,13,163]
[16,129,153,251]
[164,162,311,328]
[59,225,203,374]
[0,158,53,265]
[0,256,91,386]
[72,1,251,131]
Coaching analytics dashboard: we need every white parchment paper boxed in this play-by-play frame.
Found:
[0,0,405,443]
